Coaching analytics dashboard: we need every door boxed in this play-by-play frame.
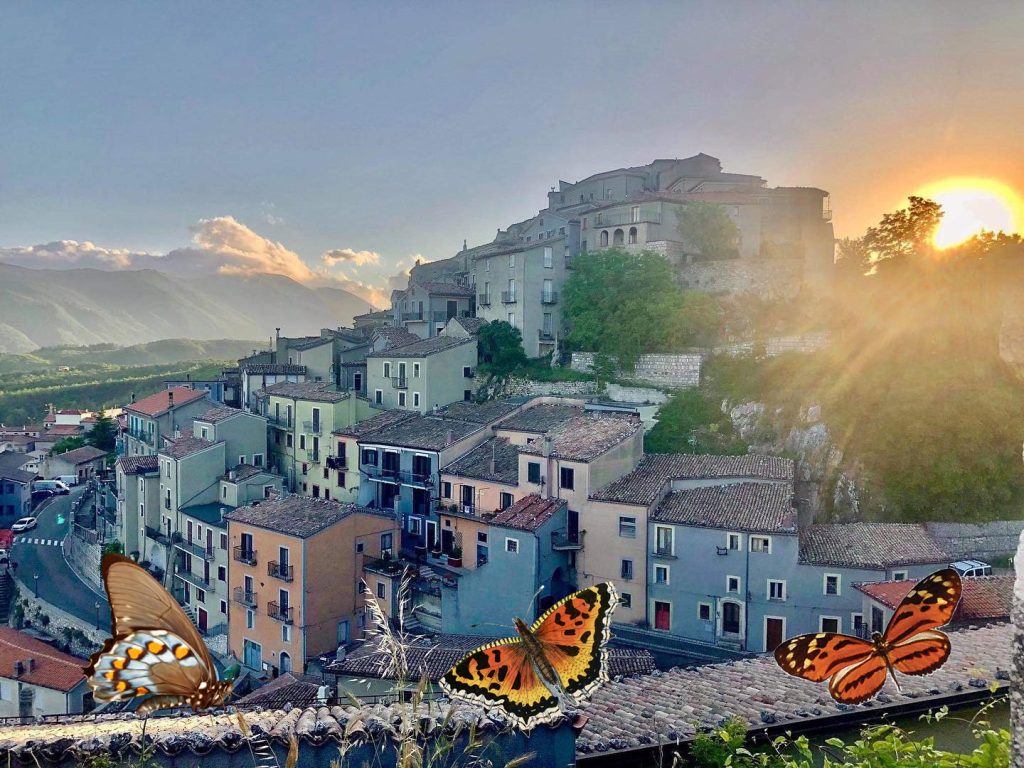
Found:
[279,652,292,673]
[426,520,438,550]
[723,602,741,635]
[871,606,885,634]
[460,484,474,512]
[243,639,262,670]
[354,372,362,392]
[337,620,350,645]
[206,529,213,555]
[567,509,579,543]
[446,300,457,319]
[187,520,193,544]
[765,617,784,651]
[654,601,671,631]
[197,607,208,634]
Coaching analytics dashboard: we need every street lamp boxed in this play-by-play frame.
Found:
[33,573,38,598]
[94,601,100,630]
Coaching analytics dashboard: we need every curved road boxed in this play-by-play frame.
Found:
[10,487,110,632]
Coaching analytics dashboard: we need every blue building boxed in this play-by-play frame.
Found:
[0,453,33,520]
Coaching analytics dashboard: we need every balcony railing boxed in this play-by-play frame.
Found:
[538,329,555,341]
[268,561,294,582]
[592,212,661,227]
[233,587,258,607]
[391,377,408,390]
[432,311,457,323]
[302,420,322,435]
[653,545,677,559]
[326,455,345,470]
[402,311,424,321]
[541,291,559,304]
[144,526,171,545]
[268,415,293,428]
[174,538,214,560]
[363,464,400,482]
[501,291,517,304]
[477,293,491,306]
[399,470,433,488]
[267,601,294,624]
[174,568,211,589]
[233,546,257,565]
[551,529,584,551]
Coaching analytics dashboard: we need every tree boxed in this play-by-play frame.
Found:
[676,202,740,259]
[51,435,86,454]
[477,321,527,378]
[862,195,943,264]
[88,412,116,452]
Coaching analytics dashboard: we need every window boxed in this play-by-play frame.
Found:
[197,588,206,604]
[200,426,209,439]
[218,566,227,582]
[750,536,771,553]
[509,253,515,268]
[559,466,574,490]
[824,574,841,596]
[620,592,632,608]
[892,570,908,581]
[507,312,515,327]
[253,453,264,467]
[600,230,609,247]
[398,392,406,407]
[441,481,452,499]
[383,362,391,378]
[282,624,292,643]
[628,226,638,244]
[485,259,490,271]
[356,541,364,553]
[654,525,673,555]
[820,616,841,634]
[543,246,553,268]
[413,363,420,377]
[463,366,473,377]
[408,517,423,535]
[222,486,228,499]
[413,392,420,407]
[542,278,553,301]
[362,448,378,466]
[654,565,669,585]
[301,462,308,476]
[631,205,640,223]
[852,613,865,636]
[727,533,742,551]
[286,433,293,448]
[380,532,393,557]
[620,559,634,580]
[220,599,227,615]
[505,537,519,554]
[527,462,541,484]
[499,491,514,509]
[768,580,786,601]
[299,435,305,450]
[374,390,383,405]
[246,609,254,629]
[220,533,228,550]
[377,582,386,599]
[477,531,488,543]
[618,516,637,538]
[727,575,741,594]
[698,603,712,621]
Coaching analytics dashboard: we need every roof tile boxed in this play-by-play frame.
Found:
[855,574,1012,622]
[225,495,392,538]
[0,628,86,692]
[799,523,949,569]
[652,482,797,533]
[124,387,208,417]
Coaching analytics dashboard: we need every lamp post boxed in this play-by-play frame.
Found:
[33,573,38,598]
[94,601,100,630]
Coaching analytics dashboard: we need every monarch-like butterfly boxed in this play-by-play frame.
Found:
[83,554,238,714]
[774,568,962,704]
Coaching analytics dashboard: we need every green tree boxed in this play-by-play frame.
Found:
[102,540,124,556]
[676,201,741,259]
[862,195,943,264]
[51,435,86,454]
[477,321,527,378]
[88,411,116,452]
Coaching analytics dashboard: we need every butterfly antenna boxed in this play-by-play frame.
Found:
[525,585,544,618]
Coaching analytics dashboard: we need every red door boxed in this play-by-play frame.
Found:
[654,601,671,631]
[765,618,784,651]
[197,608,208,633]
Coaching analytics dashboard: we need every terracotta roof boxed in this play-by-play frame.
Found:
[441,437,519,485]
[652,482,797,533]
[591,453,795,505]
[334,409,418,438]
[854,575,1012,623]
[159,432,217,460]
[485,494,563,532]
[799,523,949,569]
[262,381,350,403]
[495,404,582,433]
[124,387,208,417]
[1,435,35,446]
[239,363,307,375]
[44,424,83,437]
[577,622,1011,757]
[519,414,641,462]
[52,445,107,465]
[366,334,474,359]
[0,628,87,692]
[434,399,522,425]
[234,672,324,709]
[358,414,482,451]
[327,632,654,682]
[226,496,392,538]
[115,455,159,475]
[195,406,244,423]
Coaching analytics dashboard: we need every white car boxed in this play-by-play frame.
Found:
[11,517,37,533]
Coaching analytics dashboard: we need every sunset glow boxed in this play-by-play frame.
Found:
[917,178,1022,248]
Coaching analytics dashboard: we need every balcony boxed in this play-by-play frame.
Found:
[398,470,433,488]
[538,329,555,342]
[592,212,661,227]
[541,291,559,304]
[363,464,400,482]
[822,209,833,222]
[432,311,458,323]
[652,546,677,560]
[267,601,294,624]
[551,529,584,551]
[477,293,491,306]
[268,561,294,582]
[402,311,424,322]
[233,546,257,566]
[174,538,214,560]
[326,455,346,471]
[391,377,408,390]
[268,415,293,429]
[144,526,171,546]
[232,587,258,607]
[302,420,322,435]
[174,568,211,590]
[501,291,517,304]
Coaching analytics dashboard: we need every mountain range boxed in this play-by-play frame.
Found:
[0,264,374,353]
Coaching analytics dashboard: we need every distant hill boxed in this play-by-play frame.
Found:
[0,339,266,375]
[0,264,374,353]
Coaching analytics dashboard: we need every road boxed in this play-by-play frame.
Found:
[10,487,111,631]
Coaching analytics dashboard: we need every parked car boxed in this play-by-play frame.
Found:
[949,559,993,578]
[55,475,79,487]
[31,489,54,503]
[32,480,70,496]
[11,517,37,533]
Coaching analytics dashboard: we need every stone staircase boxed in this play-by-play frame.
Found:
[0,572,13,624]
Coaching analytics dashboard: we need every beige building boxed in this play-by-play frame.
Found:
[226,496,399,676]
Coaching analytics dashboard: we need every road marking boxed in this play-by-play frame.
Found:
[13,537,62,547]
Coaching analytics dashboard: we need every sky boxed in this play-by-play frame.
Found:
[1,1,1022,306]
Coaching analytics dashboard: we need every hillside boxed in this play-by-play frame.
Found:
[0,264,374,353]
[0,339,264,374]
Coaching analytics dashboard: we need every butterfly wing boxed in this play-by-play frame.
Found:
[887,629,952,676]
[882,569,962,646]
[100,554,215,671]
[774,632,875,683]
[529,582,618,703]
[827,653,888,704]
[440,637,560,730]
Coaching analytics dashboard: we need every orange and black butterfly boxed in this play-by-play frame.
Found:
[439,582,618,730]
[774,568,962,704]
[84,554,238,714]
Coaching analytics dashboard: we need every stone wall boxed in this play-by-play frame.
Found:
[604,383,670,405]
[713,331,832,358]
[646,241,805,300]
[571,352,703,388]
[11,577,106,650]
[1013,532,1023,766]
[65,529,104,593]
[488,376,598,398]
[925,520,1024,562]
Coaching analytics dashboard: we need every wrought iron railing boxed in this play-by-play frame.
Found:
[233,546,257,565]
[268,561,294,582]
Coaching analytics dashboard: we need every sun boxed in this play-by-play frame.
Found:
[916,178,1022,249]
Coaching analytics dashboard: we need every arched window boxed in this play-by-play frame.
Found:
[600,230,609,247]
[613,229,624,246]
[279,651,292,673]
[628,227,638,245]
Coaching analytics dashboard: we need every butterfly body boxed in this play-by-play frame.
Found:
[774,569,961,704]
[84,554,237,714]
[441,582,618,730]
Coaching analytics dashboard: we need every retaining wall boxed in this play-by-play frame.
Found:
[926,520,1024,561]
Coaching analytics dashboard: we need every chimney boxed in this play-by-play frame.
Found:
[13,661,23,677]
[168,390,174,408]
[186,373,191,382]
[445,429,454,446]
[27,659,35,672]
[542,435,553,458]
[130,392,136,404]
[489,440,497,475]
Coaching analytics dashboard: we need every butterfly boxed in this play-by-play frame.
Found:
[774,568,962,704]
[83,554,239,714]
[439,582,618,730]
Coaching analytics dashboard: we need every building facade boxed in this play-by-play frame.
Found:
[365,334,477,413]
[123,388,211,457]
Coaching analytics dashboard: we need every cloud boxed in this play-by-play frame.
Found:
[322,248,381,267]
[0,240,152,270]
